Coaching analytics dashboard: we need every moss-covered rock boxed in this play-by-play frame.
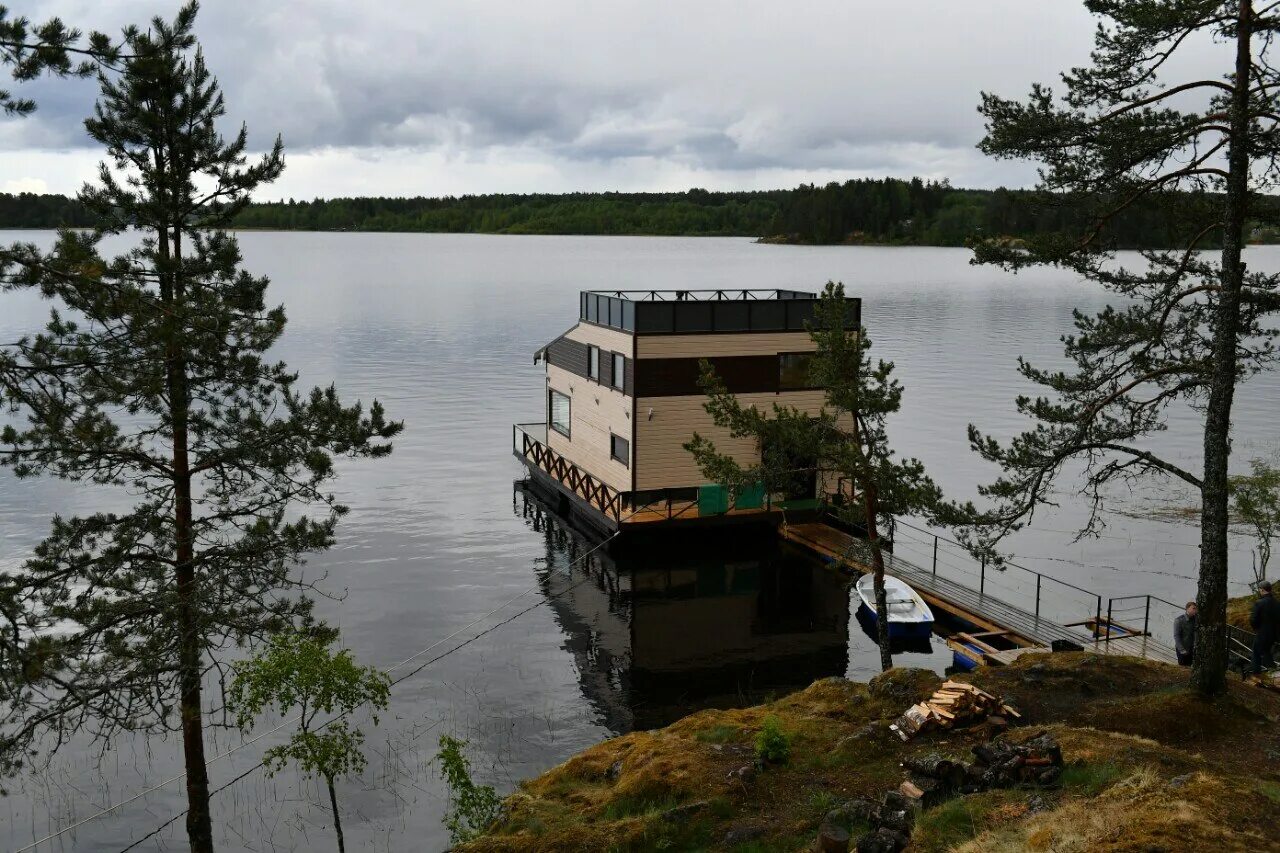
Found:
[460,655,1280,852]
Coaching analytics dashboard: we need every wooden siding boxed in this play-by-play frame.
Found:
[567,322,633,355]
[634,390,827,490]
[636,331,815,359]
[545,363,633,492]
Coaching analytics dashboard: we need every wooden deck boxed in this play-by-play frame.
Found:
[781,522,1179,666]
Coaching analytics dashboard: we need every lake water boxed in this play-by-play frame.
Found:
[1,233,1276,852]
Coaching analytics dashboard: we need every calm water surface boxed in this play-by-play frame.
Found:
[1,233,1276,851]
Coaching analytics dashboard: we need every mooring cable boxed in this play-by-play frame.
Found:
[17,511,625,853]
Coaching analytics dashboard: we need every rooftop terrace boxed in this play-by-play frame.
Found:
[580,288,860,334]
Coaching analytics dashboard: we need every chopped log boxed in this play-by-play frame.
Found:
[1000,704,1022,719]
[942,680,978,692]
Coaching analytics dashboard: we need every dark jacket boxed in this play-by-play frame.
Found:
[1174,613,1196,655]
[1251,593,1280,641]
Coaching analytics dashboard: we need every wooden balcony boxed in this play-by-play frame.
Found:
[513,423,624,524]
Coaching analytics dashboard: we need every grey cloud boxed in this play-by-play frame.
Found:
[0,1,1236,192]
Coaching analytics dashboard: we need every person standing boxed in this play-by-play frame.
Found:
[1174,601,1197,666]
[1251,582,1280,675]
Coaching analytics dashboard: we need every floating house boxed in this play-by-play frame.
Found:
[513,288,860,534]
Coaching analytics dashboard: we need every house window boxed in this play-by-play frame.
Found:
[588,345,600,382]
[612,352,625,391]
[778,352,815,391]
[611,433,630,467]
[549,389,571,437]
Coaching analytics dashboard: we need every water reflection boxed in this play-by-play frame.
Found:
[516,482,946,731]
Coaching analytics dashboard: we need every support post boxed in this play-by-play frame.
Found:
[1143,596,1151,637]
[980,554,986,596]
[932,536,938,575]
[1106,599,1113,641]
[1035,574,1041,619]
[1095,597,1102,640]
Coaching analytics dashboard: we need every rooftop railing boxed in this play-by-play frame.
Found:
[580,289,860,334]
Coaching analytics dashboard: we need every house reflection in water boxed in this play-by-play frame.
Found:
[515,483,849,732]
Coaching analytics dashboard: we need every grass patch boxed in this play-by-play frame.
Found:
[1259,780,1280,804]
[911,796,988,851]
[1060,762,1125,796]
[806,788,839,818]
[600,794,685,821]
[693,724,740,744]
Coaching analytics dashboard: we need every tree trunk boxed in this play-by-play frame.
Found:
[1193,0,1252,698]
[863,486,893,672]
[161,213,214,850]
[327,775,346,853]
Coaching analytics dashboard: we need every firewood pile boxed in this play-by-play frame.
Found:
[841,732,1067,853]
[888,680,1020,742]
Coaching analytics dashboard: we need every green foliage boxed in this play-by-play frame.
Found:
[437,734,503,844]
[753,715,791,766]
[0,8,400,848]
[0,179,1260,246]
[959,1,1280,699]
[0,5,126,115]
[1230,458,1280,584]
[228,630,390,782]
[685,282,961,670]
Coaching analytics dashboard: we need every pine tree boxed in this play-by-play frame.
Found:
[0,5,401,851]
[686,282,953,670]
[0,5,127,115]
[966,0,1280,696]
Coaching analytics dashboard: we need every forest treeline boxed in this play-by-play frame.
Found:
[1,179,1274,247]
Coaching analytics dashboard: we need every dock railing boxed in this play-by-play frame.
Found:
[890,517,1104,634]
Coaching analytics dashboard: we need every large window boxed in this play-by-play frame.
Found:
[611,433,630,467]
[612,352,625,391]
[587,345,600,382]
[549,389,571,437]
[778,352,815,391]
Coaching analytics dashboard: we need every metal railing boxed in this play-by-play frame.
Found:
[580,289,860,334]
[891,517,1104,631]
[584,288,817,301]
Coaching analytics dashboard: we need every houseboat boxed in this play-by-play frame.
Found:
[513,288,861,535]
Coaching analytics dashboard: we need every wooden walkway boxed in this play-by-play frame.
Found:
[782,522,1179,666]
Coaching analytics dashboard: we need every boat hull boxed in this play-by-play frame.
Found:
[856,602,934,639]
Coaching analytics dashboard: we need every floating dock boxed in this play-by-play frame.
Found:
[780,521,1180,667]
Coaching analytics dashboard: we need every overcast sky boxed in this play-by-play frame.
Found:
[0,1,1239,199]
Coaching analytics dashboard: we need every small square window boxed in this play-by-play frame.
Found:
[612,353,625,391]
[587,345,600,382]
[611,433,629,467]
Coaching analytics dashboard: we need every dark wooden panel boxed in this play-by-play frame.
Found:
[600,346,613,388]
[635,355,779,397]
[547,336,588,377]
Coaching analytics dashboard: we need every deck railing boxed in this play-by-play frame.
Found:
[513,423,624,523]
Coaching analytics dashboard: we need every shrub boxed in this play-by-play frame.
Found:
[754,715,791,766]
[437,734,502,844]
